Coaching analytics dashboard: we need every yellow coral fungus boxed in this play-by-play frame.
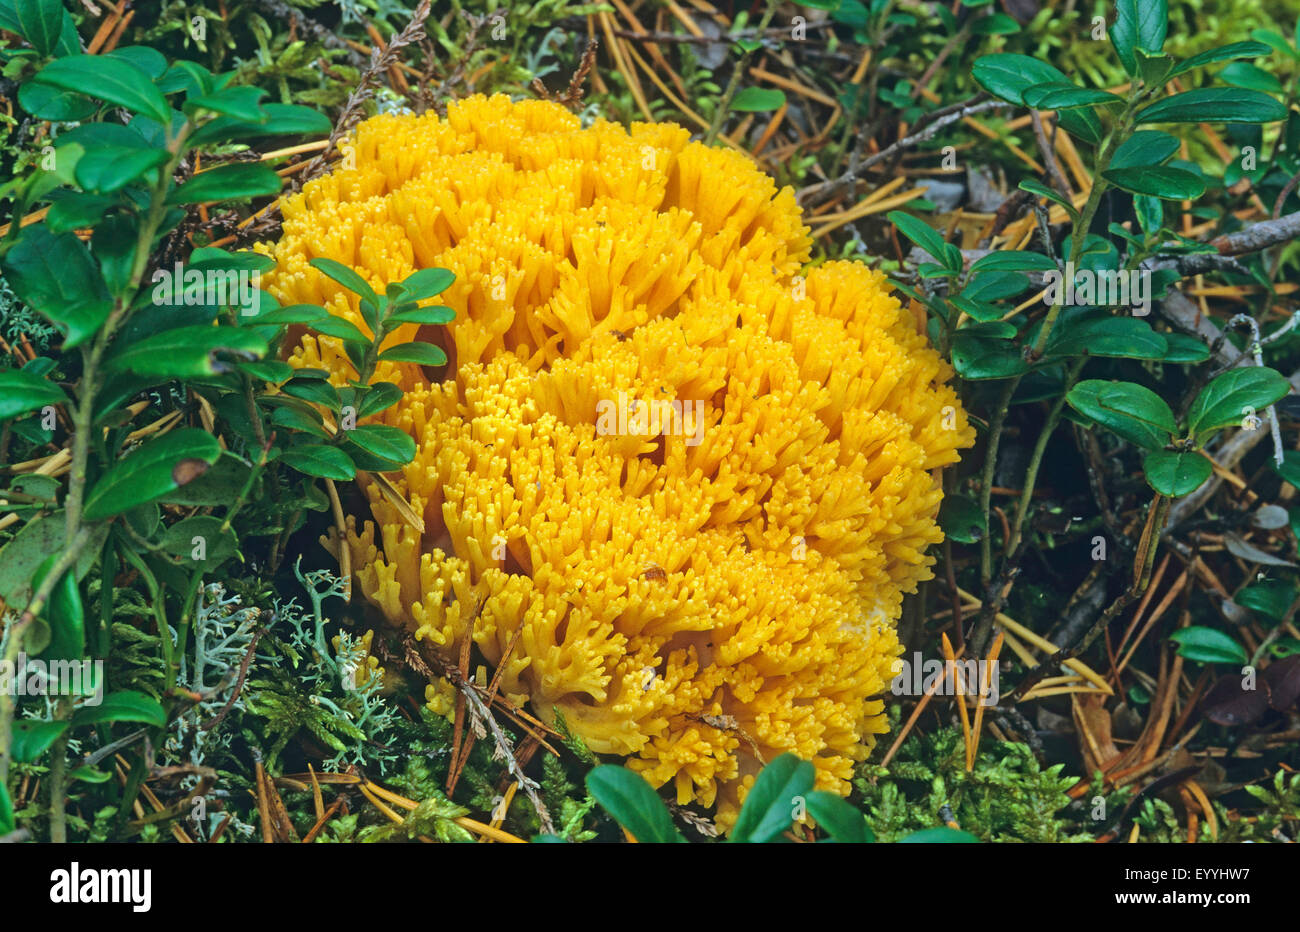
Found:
[261,94,973,828]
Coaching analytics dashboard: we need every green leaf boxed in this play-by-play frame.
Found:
[1046,316,1167,360]
[310,258,380,307]
[107,325,266,378]
[939,493,986,543]
[1109,130,1182,169]
[1186,367,1291,441]
[1168,626,1249,665]
[1065,380,1176,451]
[0,780,11,836]
[168,163,282,204]
[342,424,416,466]
[389,305,456,326]
[1103,165,1205,199]
[184,85,268,122]
[34,54,172,123]
[887,211,954,268]
[253,304,328,326]
[270,404,330,438]
[282,377,342,412]
[12,0,66,56]
[70,690,167,728]
[378,343,449,366]
[1162,333,1210,364]
[1170,40,1273,78]
[899,827,980,843]
[17,80,95,121]
[399,268,456,302]
[1022,83,1125,110]
[30,551,84,661]
[1136,88,1288,124]
[971,53,1070,105]
[357,381,403,418]
[2,225,110,349]
[311,316,372,345]
[730,752,816,843]
[160,515,238,568]
[1220,62,1284,95]
[730,87,786,112]
[10,720,69,764]
[1056,107,1104,146]
[1019,177,1078,220]
[279,443,356,480]
[805,791,872,843]
[0,367,68,421]
[969,251,1058,273]
[950,331,1028,380]
[187,103,332,146]
[962,270,1030,303]
[1143,449,1213,496]
[82,428,222,521]
[585,765,685,843]
[1236,579,1296,623]
[1111,0,1168,75]
[237,359,294,382]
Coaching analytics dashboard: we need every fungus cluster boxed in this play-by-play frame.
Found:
[262,94,973,827]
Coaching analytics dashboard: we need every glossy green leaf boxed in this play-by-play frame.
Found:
[1046,316,1167,360]
[282,377,341,412]
[83,428,222,521]
[730,752,816,844]
[2,225,110,349]
[34,54,171,123]
[1187,367,1291,441]
[342,424,416,466]
[1103,165,1205,199]
[107,326,266,378]
[968,251,1058,273]
[1169,626,1249,665]
[70,690,167,728]
[586,765,685,843]
[1143,449,1213,496]
[951,331,1028,380]
[167,163,282,204]
[804,791,873,843]
[899,827,980,843]
[1161,333,1210,364]
[357,382,403,418]
[1137,88,1288,124]
[1109,130,1182,170]
[1022,82,1124,110]
[1170,40,1273,78]
[0,368,68,421]
[887,211,955,268]
[971,53,1070,105]
[1065,380,1176,451]
[279,443,356,480]
[1019,178,1078,220]
[31,551,84,662]
[12,0,66,56]
[9,720,69,764]
[377,343,448,366]
[389,305,456,326]
[730,87,786,112]
[939,493,987,543]
[1111,0,1168,75]
[310,258,379,306]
